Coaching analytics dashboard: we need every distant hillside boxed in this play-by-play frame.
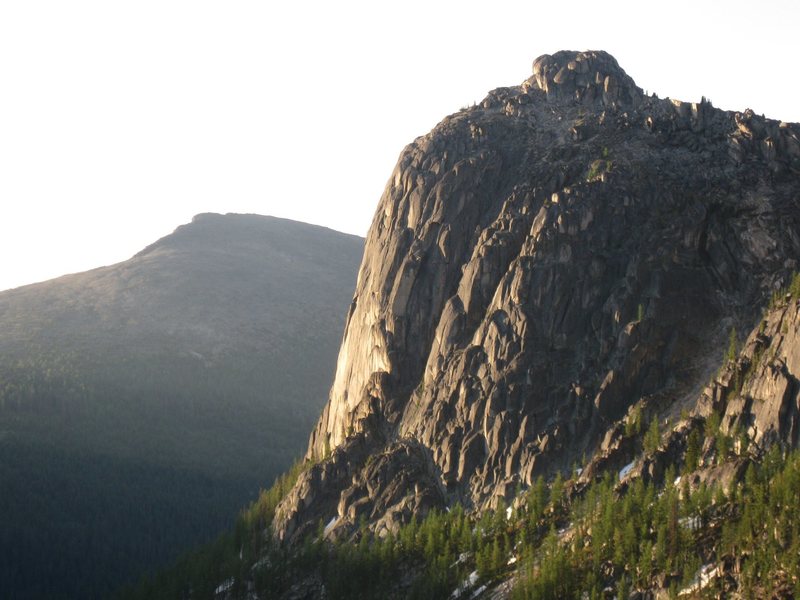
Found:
[0,213,362,599]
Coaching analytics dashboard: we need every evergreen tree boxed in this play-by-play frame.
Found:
[684,428,701,473]
[644,417,661,453]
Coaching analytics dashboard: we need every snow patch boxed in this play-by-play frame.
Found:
[506,506,513,520]
[618,461,634,480]
[214,578,234,596]
[323,516,338,536]
[678,563,719,595]
[470,584,488,599]
[450,571,480,599]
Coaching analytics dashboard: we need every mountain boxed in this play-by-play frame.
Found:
[0,213,362,599]
[275,49,800,542]
[125,51,800,599]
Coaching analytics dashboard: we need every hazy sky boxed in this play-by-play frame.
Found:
[2,0,798,292]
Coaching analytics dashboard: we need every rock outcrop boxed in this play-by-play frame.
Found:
[274,50,800,544]
[702,293,800,450]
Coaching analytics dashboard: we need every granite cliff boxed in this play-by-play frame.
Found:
[273,50,800,546]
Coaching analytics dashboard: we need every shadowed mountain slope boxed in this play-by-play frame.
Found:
[0,213,362,599]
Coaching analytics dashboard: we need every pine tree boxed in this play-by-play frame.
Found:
[490,538,503,576]
[638,539,653,586]
[617,574,629,600]
[550,473,564,515]
[644,417,661,453]
[726,327,738,362]
[684,429,701,473]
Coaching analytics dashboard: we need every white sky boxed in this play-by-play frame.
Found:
[1,0,799,292]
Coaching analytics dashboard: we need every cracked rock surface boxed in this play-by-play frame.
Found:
[274,50,800,543]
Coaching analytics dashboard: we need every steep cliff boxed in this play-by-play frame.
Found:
[274,50,800,544]
[707,288,800,450]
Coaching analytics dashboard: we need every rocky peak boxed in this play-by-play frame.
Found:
[526,50,643,107]
[273,50,800,545]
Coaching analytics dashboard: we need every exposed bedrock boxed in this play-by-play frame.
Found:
[274,50,800,543]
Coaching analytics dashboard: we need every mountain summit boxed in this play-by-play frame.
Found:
[271,50,800,545]
[528,50,642,107]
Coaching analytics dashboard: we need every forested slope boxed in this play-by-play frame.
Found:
[0,213,362,598]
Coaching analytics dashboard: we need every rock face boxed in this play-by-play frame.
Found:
[702,294,800,450]
[274,50,800,543]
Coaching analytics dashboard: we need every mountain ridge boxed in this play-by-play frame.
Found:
[0,212,363,599]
